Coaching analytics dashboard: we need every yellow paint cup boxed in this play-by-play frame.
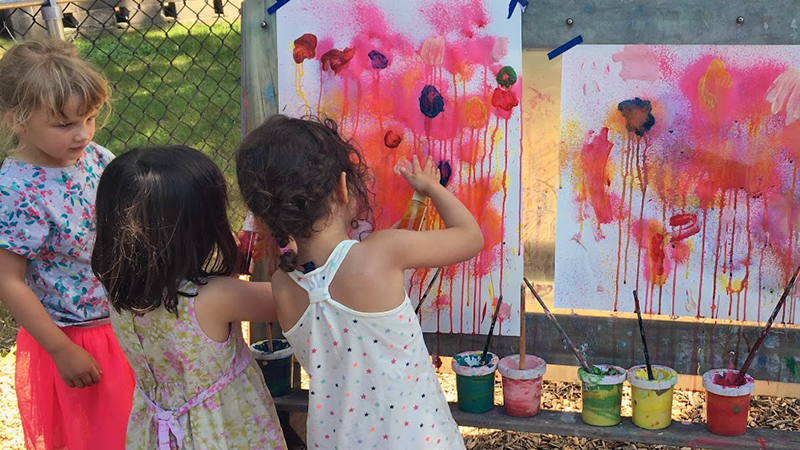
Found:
[626,364,678,430]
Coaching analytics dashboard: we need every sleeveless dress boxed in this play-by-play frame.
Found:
[111,281,287,450]
[283,240,464,450]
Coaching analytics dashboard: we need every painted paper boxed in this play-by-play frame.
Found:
[277,0,523,335]
[557,45,800,324]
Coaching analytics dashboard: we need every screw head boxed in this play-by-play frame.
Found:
[566,17,574,26]
[260,21,267,28]
[736,16,744,25]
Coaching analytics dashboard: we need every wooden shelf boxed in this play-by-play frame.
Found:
[272,390,800,450]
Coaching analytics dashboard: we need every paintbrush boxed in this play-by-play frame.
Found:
[633,290,654,380]
[519,284,527,370]
[480,296,503,365]
[735,264,800,385]
[524,277,595,374]
[267,323,274,353]
[415,267,442,315]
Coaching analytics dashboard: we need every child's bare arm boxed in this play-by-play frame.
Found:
[0,248,101,388]
[369,155,484,270]
[194,276,278,324]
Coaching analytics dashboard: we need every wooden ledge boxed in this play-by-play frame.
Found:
[273,390,800,450]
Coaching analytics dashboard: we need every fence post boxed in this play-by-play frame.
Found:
[41,0,64,40]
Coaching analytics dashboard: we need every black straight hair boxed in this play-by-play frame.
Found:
[92,146,238,315]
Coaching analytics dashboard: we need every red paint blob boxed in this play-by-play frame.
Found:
[293,33,317,64]
[321,47,356,74]
[577,128,618,225]
[491,87,519,112]
[383,130,402,148]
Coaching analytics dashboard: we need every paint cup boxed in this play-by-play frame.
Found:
[702,369,755,436]
[498,354,546,417]
[250,339,293,397]
[578,364,626,427]
[626,365,678,430]
[452,351,499,413]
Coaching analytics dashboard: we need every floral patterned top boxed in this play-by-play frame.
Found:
[0,143,113,326]
[111,280,287,450]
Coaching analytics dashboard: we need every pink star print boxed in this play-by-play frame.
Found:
[361,394,367,399]
[312,348,317,354]
[333,341,339,346]
[330,411,334,416]
[349,407,354,413]
[384,434,389,440]
[404,421,409,426]
[391,359,396,364]
[414,405,419,411]
[367,369,372,374]
[344,328,349,333]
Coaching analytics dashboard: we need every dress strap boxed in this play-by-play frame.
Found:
[138,345,252,450]
[288,240,358,304]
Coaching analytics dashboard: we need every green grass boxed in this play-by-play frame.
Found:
[75,21,243,206]
[0,20,245,352]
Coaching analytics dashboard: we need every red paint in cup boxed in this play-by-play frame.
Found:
[498,355,546,417]
[702,368,755,436]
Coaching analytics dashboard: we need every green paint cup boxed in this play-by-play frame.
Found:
[452,350,499,413]
[578,364,626,427]
[250,339,293,397]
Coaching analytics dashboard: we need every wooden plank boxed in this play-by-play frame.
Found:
[241,0,278,134]
[241,0,278,345]
[521,0,800,48]
[423,312,800,383]
[272,390,800,450]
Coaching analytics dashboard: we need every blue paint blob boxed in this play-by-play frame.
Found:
[368,50,388,69]
[419,85,444,119]
[438,160,452,187]
[264,82,277,109]
[617,97,656,136]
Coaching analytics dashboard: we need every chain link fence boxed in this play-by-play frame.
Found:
[0,0,245,352]
[1,0,244,211]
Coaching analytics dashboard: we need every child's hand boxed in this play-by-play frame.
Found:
[51,342,102,389]
[399,155,439,196]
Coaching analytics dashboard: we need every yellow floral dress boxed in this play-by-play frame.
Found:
[111,281,286,449]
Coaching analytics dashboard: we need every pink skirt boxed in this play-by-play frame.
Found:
[15,323,135,450]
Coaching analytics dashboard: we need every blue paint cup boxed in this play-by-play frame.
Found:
[250,339,293,397]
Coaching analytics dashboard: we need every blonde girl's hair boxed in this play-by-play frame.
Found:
[0,38,110,141]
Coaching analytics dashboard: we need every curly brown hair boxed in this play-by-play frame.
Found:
[236,115,373,272]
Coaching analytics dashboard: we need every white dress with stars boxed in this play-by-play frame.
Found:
[283,240,464,450]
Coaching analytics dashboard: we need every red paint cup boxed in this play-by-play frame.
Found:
[702,368,755,436]
[498,355,546,417]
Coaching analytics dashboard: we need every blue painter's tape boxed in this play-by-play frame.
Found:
[547,35,583,60]
[507,0,528,19]
[267,0,290,15]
